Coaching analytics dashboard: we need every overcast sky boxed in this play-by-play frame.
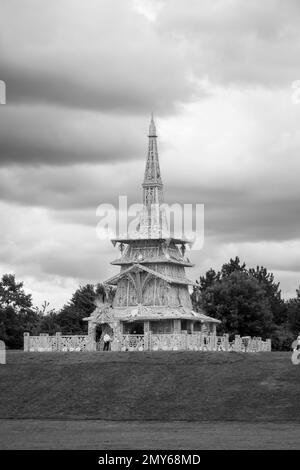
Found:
[1,0,300,308]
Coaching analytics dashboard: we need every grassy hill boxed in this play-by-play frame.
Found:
[0,351,299,421]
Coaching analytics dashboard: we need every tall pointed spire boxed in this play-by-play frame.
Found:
[143,114,163,204]
[138,114,167,238]
[148,112,157,137]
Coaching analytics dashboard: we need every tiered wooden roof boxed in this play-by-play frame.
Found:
[91,115,219,325]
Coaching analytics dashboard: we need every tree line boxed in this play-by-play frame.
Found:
[0,274,106,349]
[0,257,299,350]
[191,257,300,350]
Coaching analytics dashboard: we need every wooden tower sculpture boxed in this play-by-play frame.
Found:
[85,115,219,350]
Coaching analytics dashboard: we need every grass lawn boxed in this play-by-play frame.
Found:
[0,350,299,421]
[1,419,300,449]
[0,351,299,449]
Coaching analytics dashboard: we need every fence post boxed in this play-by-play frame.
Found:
[148,331,152,351]
[143,332,148,351]
[143,321,149,351]
[56,332,62,351]
[23,332,30,352]
[235,335,241,352]
[0,340,6,364]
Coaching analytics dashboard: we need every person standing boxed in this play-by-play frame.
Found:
[103,333,111,351]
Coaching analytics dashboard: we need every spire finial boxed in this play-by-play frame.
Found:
[148,113,157,137]
[143,112,162,188]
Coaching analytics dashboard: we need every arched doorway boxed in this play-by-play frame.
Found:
[96,323,114,351]
[95,325,103,351]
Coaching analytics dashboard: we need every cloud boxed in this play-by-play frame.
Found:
[0,0,195,113]
[133,0,164,22]
[156,0,300,87]
[1,88,300,247]
[0,201,116,307]
[0,161,145,210]
[1,0,300,306]
[0,105,146,166]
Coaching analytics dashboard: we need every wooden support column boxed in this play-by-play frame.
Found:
[173,319,181,333]
[56,332,62,351]
[144,321,150,351]
[111,321,121,351]
[87,322,97,351]
[135,271,143,303]
[23,332,30,352]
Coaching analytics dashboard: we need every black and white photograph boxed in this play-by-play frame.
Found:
[0,0,300,457]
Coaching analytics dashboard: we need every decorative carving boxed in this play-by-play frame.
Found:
[24,333,89,352]
[81,116,272,353]
[181,244,186,257]
[117,333,271,352]
[120,334,145,352]
[23,331,271,353]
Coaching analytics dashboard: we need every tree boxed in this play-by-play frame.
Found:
[287,287,300,336]
[193,258,275,339]
[191,268,220,312]
[249,266,287,325]
[0,274,38,348]
[203,270,273,338]
[0,274,32,312]
[271,324,294,351]
[35,301,59,335]
[39,311,60,335]
[56,283,113,334]
[221,257,246,277]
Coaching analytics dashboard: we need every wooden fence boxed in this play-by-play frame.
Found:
[116,333,271,352]
[23,332,271,353]
[23,332,89,352]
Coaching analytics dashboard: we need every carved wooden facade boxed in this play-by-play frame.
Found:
[23,332,271,353]
[84,116,220,350]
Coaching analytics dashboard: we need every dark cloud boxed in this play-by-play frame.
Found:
[205,199,300,244]
[3,60,194,115]
[0,105,146,166]
[0,162,144,209]
[168,186,300,244]
[0,0,195,113]
[1,0,300,305]
[1,160,300,248]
